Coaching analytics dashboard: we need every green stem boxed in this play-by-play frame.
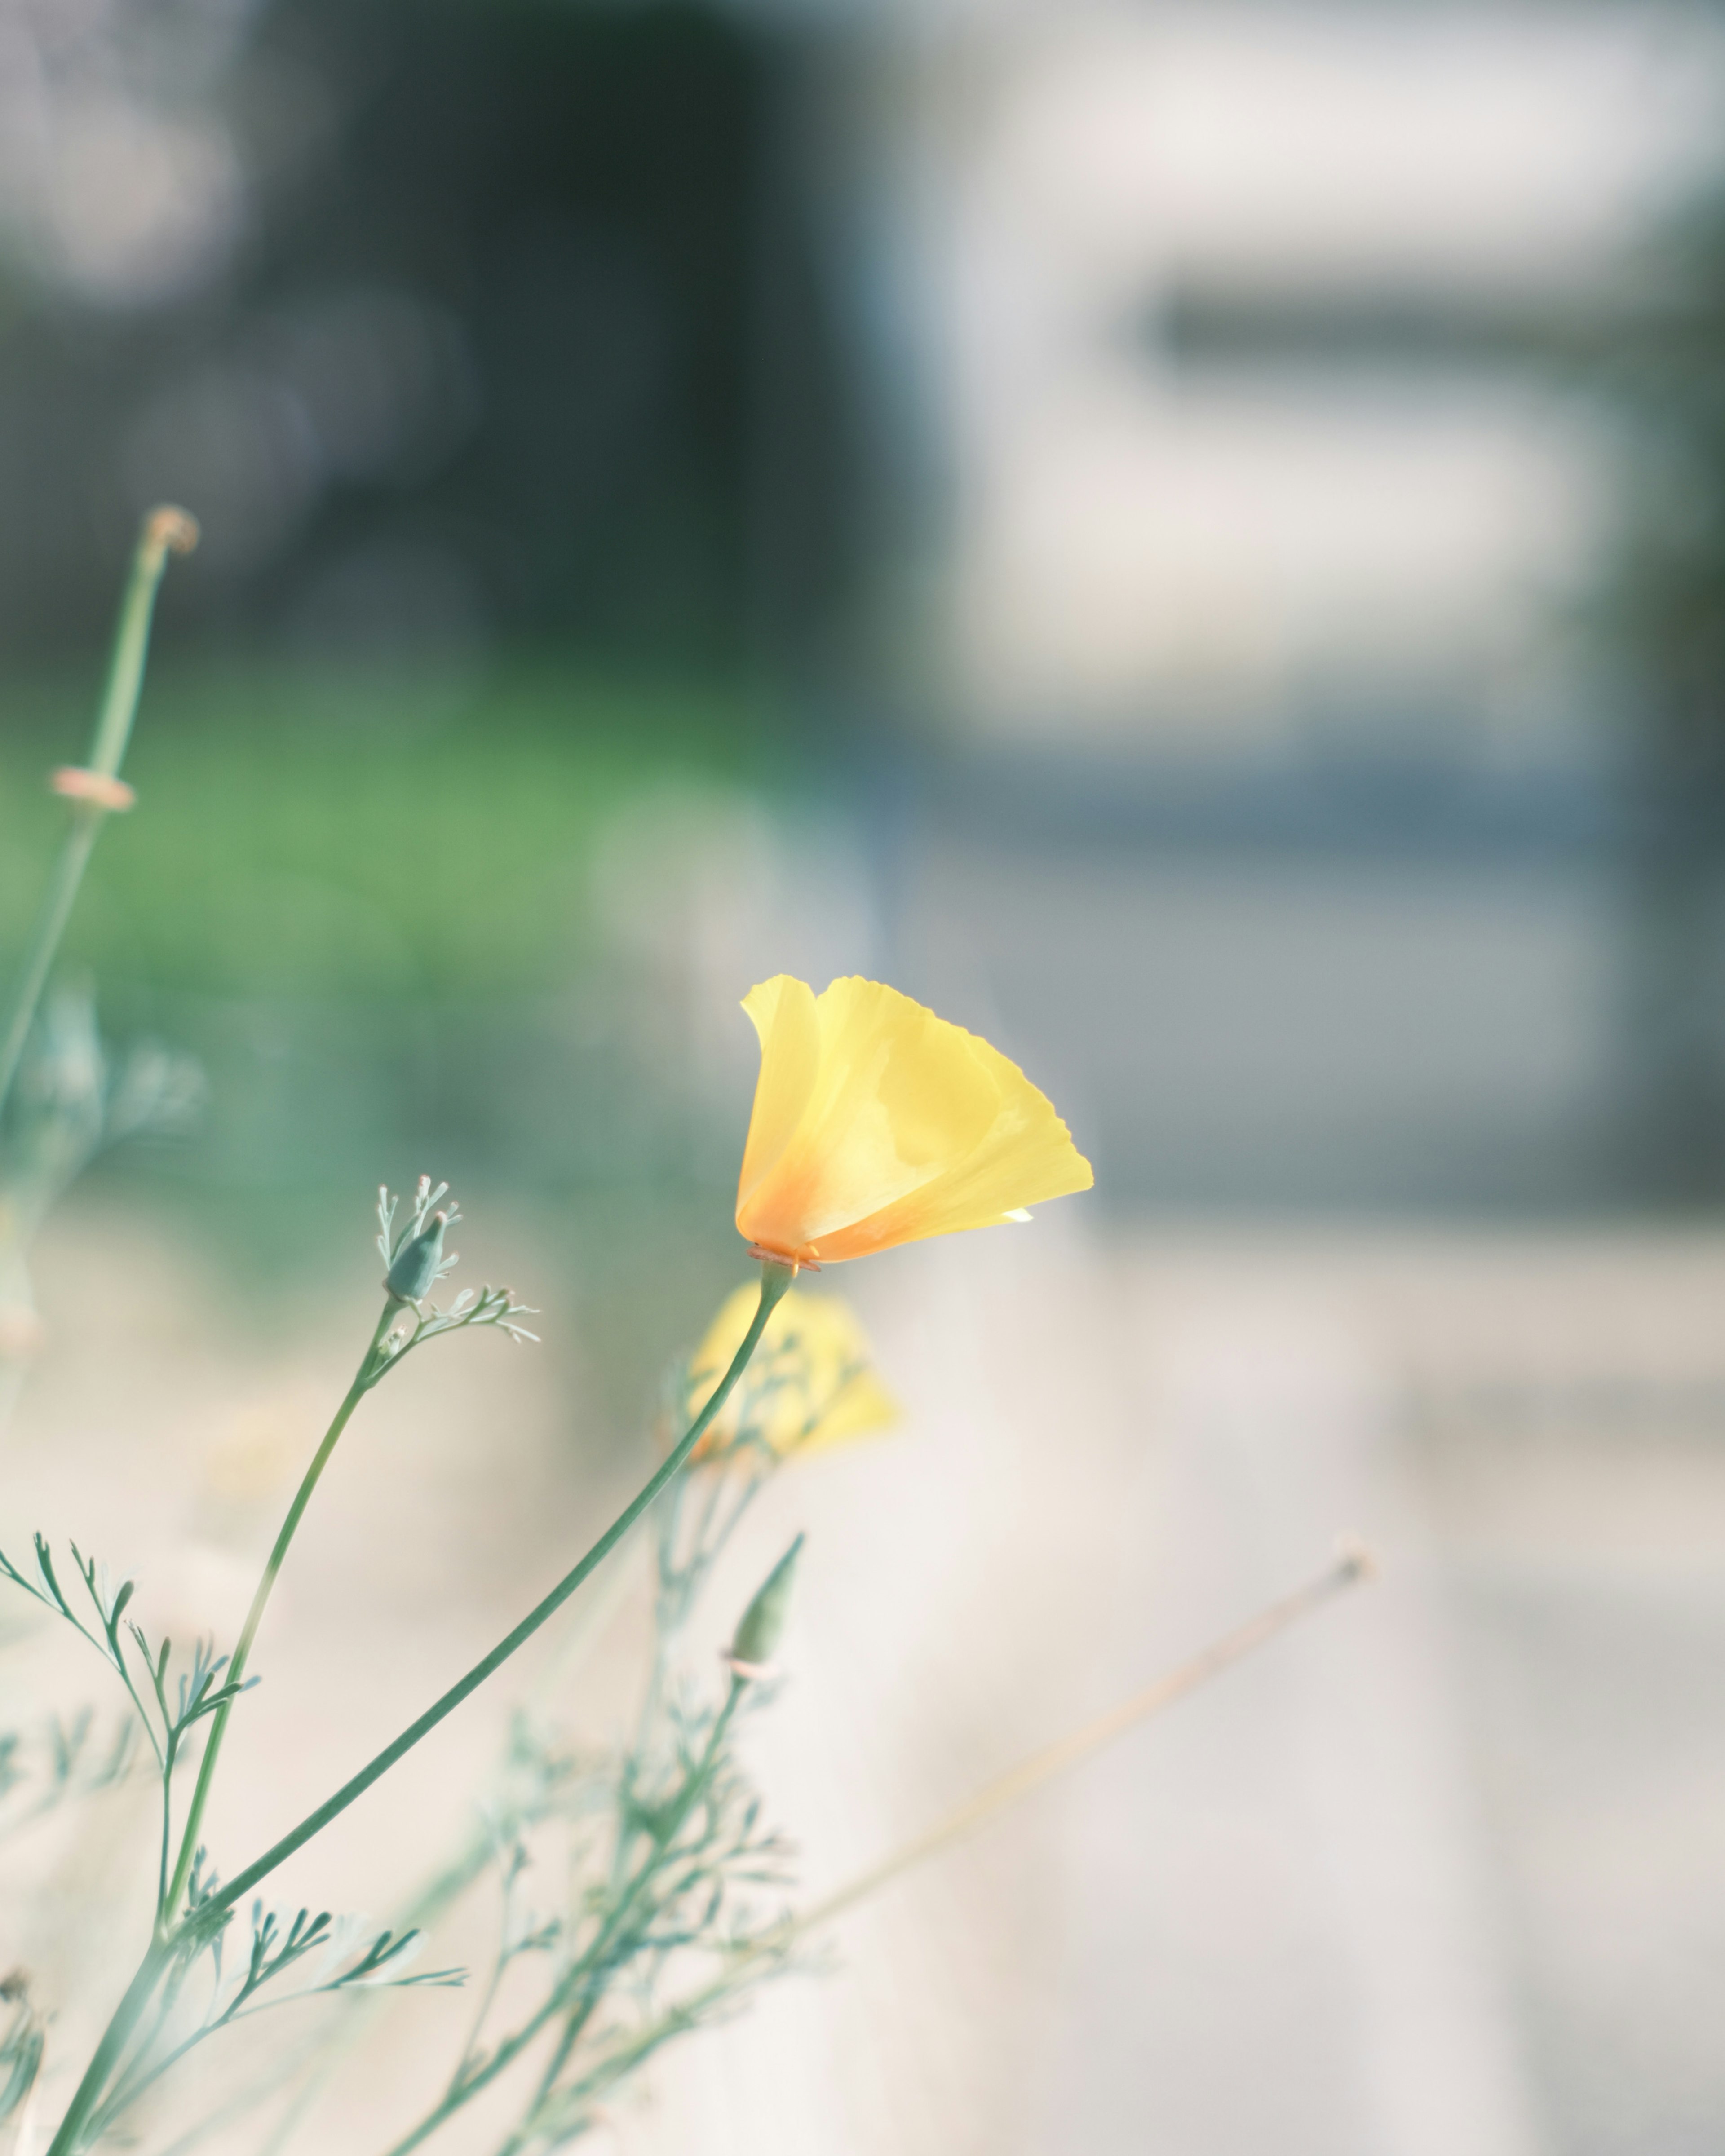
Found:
[509,1679,744,2152]
[44,1939,172,2156]
[386,1682,745,2156]
[0,508,193,1125]
[205,1266,789,1925]
[161,1302,399,1929]
[46,1265,787,2156]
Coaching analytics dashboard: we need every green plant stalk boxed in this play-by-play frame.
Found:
[384,1675,748,2156]
[44,1264,790,2156]
[336,1405,823,2153]
[495,1676,747,2156]
[0,508,193,1125]
[41,1941,173,2156]
[206,1270,787,1922]
[161,1300,400,1929]
[253,1456,714,2156]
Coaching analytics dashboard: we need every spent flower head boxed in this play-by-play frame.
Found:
[677,1282,897,1468]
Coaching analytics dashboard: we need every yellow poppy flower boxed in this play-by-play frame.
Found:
[734,975,1092,1268]
[683,1282,898,1464]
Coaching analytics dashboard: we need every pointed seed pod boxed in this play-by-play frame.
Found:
[726,1533,805,1679]
[387,1211,448,1303]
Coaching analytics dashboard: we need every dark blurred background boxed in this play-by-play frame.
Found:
[0,0,867,666]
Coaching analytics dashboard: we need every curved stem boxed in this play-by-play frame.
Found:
[46,1265,788,2156]
[0,509,190,1125]
[206,1267,789,1927]
[162,1300,398,1929]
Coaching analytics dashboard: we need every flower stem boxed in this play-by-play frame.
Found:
[44,1264,787,2156]
[0,508,194,1126]
[202,1267,790,1928]
[160,1299,400,1929]
[43,1938,172,2156]
[384,1679,748,2156]
[500,1676,746,2153]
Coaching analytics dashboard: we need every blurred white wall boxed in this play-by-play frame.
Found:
[854,3,1725,746]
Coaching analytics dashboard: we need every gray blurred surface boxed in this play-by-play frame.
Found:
[882,766,1632,1213]
[610,1228,1725,2156]
[11,1205,1725,2152]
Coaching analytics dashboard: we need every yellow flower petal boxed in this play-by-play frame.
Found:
[682,1281,898,1464]
[737,976,822,1216]
[734,976,1092,1265]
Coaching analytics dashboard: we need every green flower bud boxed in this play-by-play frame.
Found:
[727,1533,805,1676]
[387,1211,448,1303]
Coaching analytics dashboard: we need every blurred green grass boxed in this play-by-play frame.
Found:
[0,658,776,1216]
[0,661,764,999]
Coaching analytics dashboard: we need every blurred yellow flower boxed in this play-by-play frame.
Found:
[734,975,1092,1268]
[684,1282,898,1464]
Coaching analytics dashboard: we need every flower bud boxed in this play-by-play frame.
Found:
[726,1533,804,1678]
[387,1211,448,1303]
